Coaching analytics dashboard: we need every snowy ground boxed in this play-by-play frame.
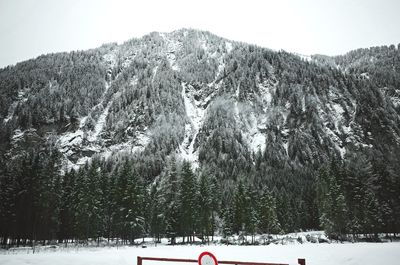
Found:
[1,242,400,265]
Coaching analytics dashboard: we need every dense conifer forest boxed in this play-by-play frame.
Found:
[1,29,399,247]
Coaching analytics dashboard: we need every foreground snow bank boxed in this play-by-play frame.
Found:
[1,243,400,265]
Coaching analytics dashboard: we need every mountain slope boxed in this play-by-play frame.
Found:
[1,29,400,243]
[1,29,400,178]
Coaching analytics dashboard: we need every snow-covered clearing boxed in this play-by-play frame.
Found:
[1,242,399,265]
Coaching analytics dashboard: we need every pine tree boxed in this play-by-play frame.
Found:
[221,206,234,241]
[0,164,15,247]
[86,161,102,242]
[244,187,259,244]
[258,190,280,235]
[73,166,91,241]
[209,175,220,241]
[198,173,212,242]
[164,157,180,244]
[149,182,165,243]
[317,165,349,240]
[100,170,116,243]
[58,169,76,243]
[233,180,249,236]
[179,160,198,243]
[125,168,145,243]
[276,187,292,233]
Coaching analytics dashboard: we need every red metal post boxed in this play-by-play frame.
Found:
[298,258,305,265]
[141,257,197,263]
[219,261,288,265]
[138,256,142,265]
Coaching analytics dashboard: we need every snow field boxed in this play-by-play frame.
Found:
[1,243,400,265]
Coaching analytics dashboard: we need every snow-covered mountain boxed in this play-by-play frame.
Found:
[1,28,400,245]
[1,29,400,178]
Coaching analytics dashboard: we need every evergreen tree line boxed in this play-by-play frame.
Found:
[317,150,400,241]
[0,151,283,247]
[0,153,220,247]
[1,146,399,248]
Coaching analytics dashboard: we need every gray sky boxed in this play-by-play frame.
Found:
[0,0,399,68]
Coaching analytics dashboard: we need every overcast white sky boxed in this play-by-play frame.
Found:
[0,0,399,68]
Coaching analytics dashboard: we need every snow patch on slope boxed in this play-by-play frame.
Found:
[57,67,148,172]
[101,132,150,160]
[200,37,208,52]
[360,72,370,79]
[238,78,278,153]
[225,41,233,53]
[321,89,357,158]
[87,103,111,142]
[233,78,279,154]
[234,83,240,119]
[283,141,289,156]
[179,83,207,169]
[58,129,84,152]
[295,53,312,62]
[241,112,267,153]
[257,79,275,111]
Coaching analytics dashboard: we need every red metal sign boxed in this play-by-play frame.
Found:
[198,252,218,265]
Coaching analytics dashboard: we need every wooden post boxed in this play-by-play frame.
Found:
[138,256,142,265]
[298,258,305,265]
